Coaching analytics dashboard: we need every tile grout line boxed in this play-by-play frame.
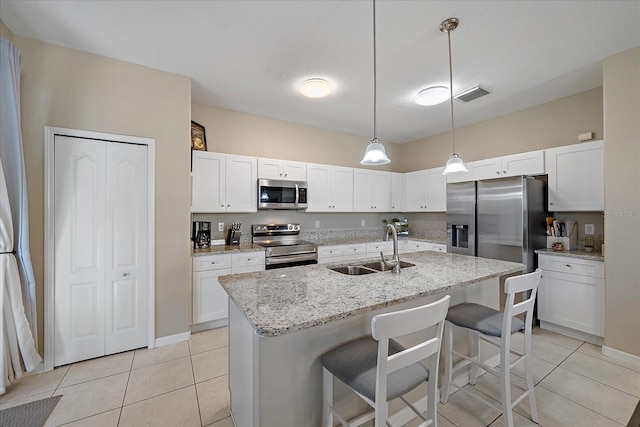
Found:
[116,351,136,426]
[189,343,206,427]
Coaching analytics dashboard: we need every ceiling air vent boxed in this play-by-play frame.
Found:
[454,86,489,103]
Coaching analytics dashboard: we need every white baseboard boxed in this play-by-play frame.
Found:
[539,321,604,346]
[154,331,191,348]
[602,345,640,367]
[190,318,228,333]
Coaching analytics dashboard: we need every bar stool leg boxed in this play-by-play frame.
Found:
[469,331,480,385]
[500,336,514,427]
[524,329,539,423]
[440,321,453,404]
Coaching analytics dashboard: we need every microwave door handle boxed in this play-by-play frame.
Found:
[295,183,299,205]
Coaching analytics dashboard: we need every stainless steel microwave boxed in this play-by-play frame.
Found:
[258,179,308,210]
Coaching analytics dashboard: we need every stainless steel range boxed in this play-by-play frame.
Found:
[252,223,318,269]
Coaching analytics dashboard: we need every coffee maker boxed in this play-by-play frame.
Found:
[192,221,211,249]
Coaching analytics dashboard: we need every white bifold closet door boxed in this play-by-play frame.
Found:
[54,135,148,366]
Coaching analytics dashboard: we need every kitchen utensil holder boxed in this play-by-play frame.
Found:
[226,229,241,246]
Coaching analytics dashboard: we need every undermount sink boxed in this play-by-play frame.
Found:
[329,265,378,275]
[329,260,415,275]
[361,260,415,272]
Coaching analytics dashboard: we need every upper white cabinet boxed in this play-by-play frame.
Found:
[545,140,604,211]
[404,167,446,212]
[192,151,225,213]
[307,163,354,212]
[465,150,544,181]
[191,151,257,213]
[391,172,405,212]
[353,169,392,212]
[257,157,307,181]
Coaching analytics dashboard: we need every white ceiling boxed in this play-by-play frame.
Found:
[1,1,639,144]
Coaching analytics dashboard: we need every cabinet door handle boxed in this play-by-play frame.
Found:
[549,202,554,205]
[122,272,130,277]
[227,204,231,207]
[565,264,571,268]
[496,171,500,175]
[503,170,507,174]
[211,261,216,264]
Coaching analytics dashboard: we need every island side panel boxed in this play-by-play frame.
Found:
[229,278,496,427]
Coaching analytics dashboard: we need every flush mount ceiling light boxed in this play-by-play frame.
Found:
[361,0,390,166]
[440,17,468,175]
[415,86,450,106]
[300,78,332,98]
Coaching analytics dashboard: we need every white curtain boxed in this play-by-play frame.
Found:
[1,38,42,394]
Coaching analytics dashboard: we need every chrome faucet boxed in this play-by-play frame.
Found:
[381,223,401,273]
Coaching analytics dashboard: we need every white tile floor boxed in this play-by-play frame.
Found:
[1,327,638,426]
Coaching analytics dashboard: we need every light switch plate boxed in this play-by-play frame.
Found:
[315,220,320,228]
[361,219,366,227]
[585,224,595,235]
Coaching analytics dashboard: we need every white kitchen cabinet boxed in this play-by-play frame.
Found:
[404,167,446,212]
[193,254,232,324]
[390,172,405,211]
[307,163,354,212]
[366,241,394,257]
[231,252,266,274]
[257,157,307,181]
[465,150,544,181]
[353,169,392,212]
[404,240,447,253]
[545,140,604,211]
[192,152,257,213]
[318,243,367,263]
[538,254,604,341]
[192,151,225,213]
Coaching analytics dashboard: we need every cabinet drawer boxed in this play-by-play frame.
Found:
[538,255,604,278]
[406,240,430,252]
[429,243,447,253]
[231,252,265,268]
[318,246,345,258]
[232,265,265,275]
[366,241,394,253]
[342,244,367,259]
[193,254,232,272]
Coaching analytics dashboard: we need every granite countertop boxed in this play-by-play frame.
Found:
[192,243,265,256]
[218,251,523,337]
[535,248,604,262]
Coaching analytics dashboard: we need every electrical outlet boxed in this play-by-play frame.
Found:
[585,224,595,235]
[315,220,320,228]
[361,219,366,227]
[218,222,224,232]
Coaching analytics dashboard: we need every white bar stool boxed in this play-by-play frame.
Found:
[440,269,541,427]
[320,295,451,427]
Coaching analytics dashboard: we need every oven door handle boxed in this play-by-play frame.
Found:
[266,248,317,257]
[266,253,318,265]
[295,183,299,206]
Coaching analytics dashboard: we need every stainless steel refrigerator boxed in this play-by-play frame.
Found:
[446,176,547,273]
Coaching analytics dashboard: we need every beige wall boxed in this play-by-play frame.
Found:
[603,46,640,357]
[13,35,192,353]
[1,19,13,40]
[191,104,401,171]
[399,88,604,172]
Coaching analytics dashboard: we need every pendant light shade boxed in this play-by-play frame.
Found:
[360,0,391,166]
[361,138,390,165]
[440,17,468,175]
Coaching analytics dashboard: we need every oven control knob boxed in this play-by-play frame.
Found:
[294,224,300,231]
[288,224,293,230]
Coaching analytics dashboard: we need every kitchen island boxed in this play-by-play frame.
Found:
[219,251,524,427]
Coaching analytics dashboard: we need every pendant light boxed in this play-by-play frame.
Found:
[361,0,390,166]
[441,17,468,175]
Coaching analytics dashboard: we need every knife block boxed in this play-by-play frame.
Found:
[226,229,241,246]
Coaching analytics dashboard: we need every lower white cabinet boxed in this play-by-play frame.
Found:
[538,254,604,339]
[193,252,265,325]
[404,240,446,253]
[318,243,366,263]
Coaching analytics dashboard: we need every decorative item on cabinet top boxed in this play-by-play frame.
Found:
[190,121,207,151]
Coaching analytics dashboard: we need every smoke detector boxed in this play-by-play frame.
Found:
[454,86,489,103]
